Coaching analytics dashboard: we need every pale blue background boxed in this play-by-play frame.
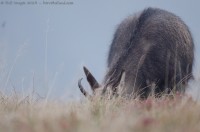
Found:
[0,0,199,100]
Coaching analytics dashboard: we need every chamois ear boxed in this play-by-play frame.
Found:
[83,66,100,91]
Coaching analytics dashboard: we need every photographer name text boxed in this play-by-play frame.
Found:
[0,0,74,6]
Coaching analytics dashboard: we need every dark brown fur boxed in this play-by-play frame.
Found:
[105,7,194,98]
[79,7,194,99]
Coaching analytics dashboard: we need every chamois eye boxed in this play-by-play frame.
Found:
[78,7,194,99]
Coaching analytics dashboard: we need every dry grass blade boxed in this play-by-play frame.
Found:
[0,94,199,132]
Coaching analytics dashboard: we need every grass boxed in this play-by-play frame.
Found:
[0,93,200,132]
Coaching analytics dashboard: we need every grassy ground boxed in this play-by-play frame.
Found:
[0,93,200,132]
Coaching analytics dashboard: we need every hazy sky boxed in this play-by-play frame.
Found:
[0,0,200,100]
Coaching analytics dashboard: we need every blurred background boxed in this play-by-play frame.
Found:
[0,0,200,100]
